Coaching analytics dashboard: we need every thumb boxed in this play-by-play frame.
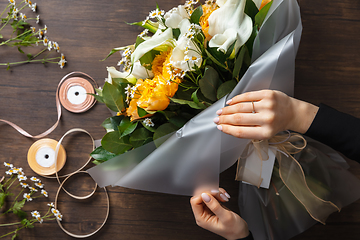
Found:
[201,193,228,220]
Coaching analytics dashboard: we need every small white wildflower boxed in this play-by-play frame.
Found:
[36,15,40,24]
[58,54,67,69]
[138,29,149,38]
[47,41,52,51]
[30,3,37,12]
[35,182,44,188]
[41,189,48,197]
[17,175,27,181]
[20,182,29,188]
[13,7,19,14]
[5,169,16,175]
[44,25,48,34]
[47,202,55,208]
[30,176,40,182]
[142,17,149,26]
[143,118,155,127]
[31,27,36,33]
[4,162,13,168]
[56,213,63,221]
[29,187,38,192]
[9,0,16,5]
[23,193,32,202]
[149,9,165,19]
[38,30,44,39]
[43,36,49,46]
[12,12,18,20]
[51,208,60,216]
[31,210,40,218]
[36,216,43,223]
[20,13,27,21]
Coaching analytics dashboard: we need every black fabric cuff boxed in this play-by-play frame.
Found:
[236,231,254,240]
[305,103,360,161]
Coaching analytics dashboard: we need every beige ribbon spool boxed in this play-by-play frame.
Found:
[31,128,109,238]
[0,72,98,138]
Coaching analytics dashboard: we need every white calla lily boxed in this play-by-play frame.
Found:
[164,5,190,29]
[208,0,252,54]
[106,62,153,85]
[131,28,176,64]
[106,67,137,84]
[252,0,263,9]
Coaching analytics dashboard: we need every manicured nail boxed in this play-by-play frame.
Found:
[217,125,223,131]
[201,193,211,203]
[220,193,229,202]
[211,189,220,194]
[213,117,219,123]
[224,192,231,199]
[226,99,232,105]
[216,109,222,115]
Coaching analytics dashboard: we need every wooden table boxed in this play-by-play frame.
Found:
[0,0,360,239]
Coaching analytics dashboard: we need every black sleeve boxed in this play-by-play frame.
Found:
[236,232,254,240]
[304,103,360,162]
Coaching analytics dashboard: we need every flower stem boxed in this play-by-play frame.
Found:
[0,4,10,19]
[6,178,17,190]
[0,57,60,66]
[0,226,25,238]
[0,29,32,46]
[0,221,21,227]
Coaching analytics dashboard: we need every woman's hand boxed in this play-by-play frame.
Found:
[190,188,249,240]
[213,90,319,140]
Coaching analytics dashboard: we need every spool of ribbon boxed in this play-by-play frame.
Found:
[0,72,98,138]
[236,131,341,224]
[30,128,109,238]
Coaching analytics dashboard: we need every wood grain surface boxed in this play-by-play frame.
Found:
[0,0,360,239]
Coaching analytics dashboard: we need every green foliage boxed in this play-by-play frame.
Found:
[119,117,138,138]
[153,123,179,145]
[130,128,153,148]
[255,1,273,29]
[244,0,259,20]
[190,6,203,25]
[0,192,9,207]
[102,82,126,112]
[217,80,238,99]
[101,130,132,155]
[12,199,25,215]
[90,146,118,164]
[199,66,221,101]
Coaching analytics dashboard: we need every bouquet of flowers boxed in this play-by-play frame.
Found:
[90,0,272,163]
[88,0,360,239]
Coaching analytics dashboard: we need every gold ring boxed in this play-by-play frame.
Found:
[251,101,255,113]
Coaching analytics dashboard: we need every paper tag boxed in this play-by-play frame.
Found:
[242,148,276,189]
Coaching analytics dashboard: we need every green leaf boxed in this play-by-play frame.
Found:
[170,98,206,109]
[112,77,131,85]
[169,117,188,128]
[136,37,157,68]
[141,120,156,132]
[101,131,132,154]
[88,93,105,104]
[101,116,124,132]
[102,48,121,61]
[11,232,18,240]
[205,48,227,69]
[191,89,200,105]
[102,82,125,112]
[0,192,9,207]
[118,117,138,138]
[137,106,149,118]
[199,66,221,102]
[190,6,203,25]
[17,47,24,54]
[90,146,117,161]
[245,26,257,58]
[0,34,3,38]
[12,199,25,214]
[27,53,32,60]
[21,218,34,228]
[255,1,273,29]
[153,123,179,146]
[245,0,259,20]
[172,28,180,39]
[233,46,248,79]
[130,128,153,148]
[217,80,237,99]
[15,210,27,219]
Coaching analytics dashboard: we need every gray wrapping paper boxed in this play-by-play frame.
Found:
[87,0,302,196]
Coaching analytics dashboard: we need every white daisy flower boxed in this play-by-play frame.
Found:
[30,3,37,12]
[31,210,40,218]
[13,7,19,14]
[38,30,44,39]
[138,29,149,38]
[17,175,27,181]
[8,0,16,5]
[5,169,16,175]
[31,27,36,33]
[4,162,13,168]
[47,202,55,208]
[36,216,43,223]
[143,118,155,127]
[51,208,60,216]
[44,25,48,34]
[20,182,29,188]
[20,13,27,21]
[41,189,48,197]
[43,36,49,46]
[56,213,63,221]
[149,9,165,19]
[30,176,40,182]
[23,193,32,202]
[35,182,44,188]
[58,54,67,69]
[36,15,40,24]
[29,187,38,192]
[47,41,52,51]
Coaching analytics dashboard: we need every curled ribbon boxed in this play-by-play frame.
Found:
[236,131,341,224]
[0,72,98,138]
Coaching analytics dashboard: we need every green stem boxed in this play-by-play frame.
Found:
[6,178,17,190]
[0,18,10,33]
[0,221,21,227]
[0,57,60,66]
[32,47,47,59]
[0,4,10,19]
[0,226,25,238]
[10,188,23,209]
[0,29,32,46]
[3,175,13,187]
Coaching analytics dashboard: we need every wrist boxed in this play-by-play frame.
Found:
[288,98,319,134]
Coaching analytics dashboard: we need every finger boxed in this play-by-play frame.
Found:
[210,189,229,202]
[215,113,263,126]
[201,193,228,220]
[218,102,255,115]
[227,90,269,105]
[219,188,231,200]
[218,124,271,140]
[190,195,206,218]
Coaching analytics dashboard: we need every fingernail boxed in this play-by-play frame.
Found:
[213,117,219,123]
[211,189,220,194]
[220,193,229,202]
[226,99,232,105]
[201,193,211,203]
[217,125,223,131]
[216,109,222,115]
[224,192,231,199]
